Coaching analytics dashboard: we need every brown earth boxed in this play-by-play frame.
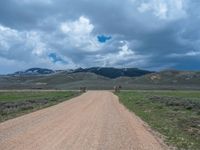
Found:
[0,91,168,150]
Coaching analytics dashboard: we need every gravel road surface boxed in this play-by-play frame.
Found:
[0,91,167,150]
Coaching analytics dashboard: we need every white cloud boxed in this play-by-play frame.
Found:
[118,41,135,57]
[60,16,102,52]
[0,24,63,73]
[168,51,200,58]
[137,0,187,20]
[17,0,53,5]
[26,32,48,56]
[0,25,48,59]
[94,41,149,67]
[61,16,94,36]
[186,51,200,56]
[0,25,21,52]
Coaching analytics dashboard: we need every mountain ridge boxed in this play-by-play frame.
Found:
[13,68,55,76]
[11,67,153,78]
[1,68,200,90]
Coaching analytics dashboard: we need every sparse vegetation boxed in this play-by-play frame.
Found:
[1,69,200,90]
[117,90,200,150]
[0,90,79,122]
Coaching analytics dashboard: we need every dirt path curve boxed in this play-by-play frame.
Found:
[0,91,167,150]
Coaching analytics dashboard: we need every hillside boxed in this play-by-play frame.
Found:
[0,72,112,90]
[10,67,152,78]
[13,68,55,75]
[1,69,200,90]
[123,70,200,90]
[113,70,200,90]
[73,67,153,78]
[134,70,200,85]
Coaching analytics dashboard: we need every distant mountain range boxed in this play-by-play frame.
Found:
[1,67,199,90]
[14,68,55,75]
[12,67,153,78]
[72,67,153,78]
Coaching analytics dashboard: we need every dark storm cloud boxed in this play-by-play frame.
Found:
[0,1,53,30]
[0,0,200,74]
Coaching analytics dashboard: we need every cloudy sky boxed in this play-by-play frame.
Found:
[0,0,200,74]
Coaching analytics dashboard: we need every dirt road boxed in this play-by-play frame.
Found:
[0,91,167,150]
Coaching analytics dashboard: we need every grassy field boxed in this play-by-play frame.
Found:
[0,90,79,122]
[116,90,200,150]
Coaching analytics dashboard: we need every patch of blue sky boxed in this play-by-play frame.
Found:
[48,53,67,64]
[97,35,112,43]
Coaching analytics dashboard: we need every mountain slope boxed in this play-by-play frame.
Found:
[134,70,200,85]
[13,68,55,75]
[11,67,153,78]
[73,67,153,78]
[1,69,200,90]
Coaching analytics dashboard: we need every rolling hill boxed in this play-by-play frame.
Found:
[1,68,200,90]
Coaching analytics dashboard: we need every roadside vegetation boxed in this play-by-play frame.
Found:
[0,90,79,122]
[116,90,200,150]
